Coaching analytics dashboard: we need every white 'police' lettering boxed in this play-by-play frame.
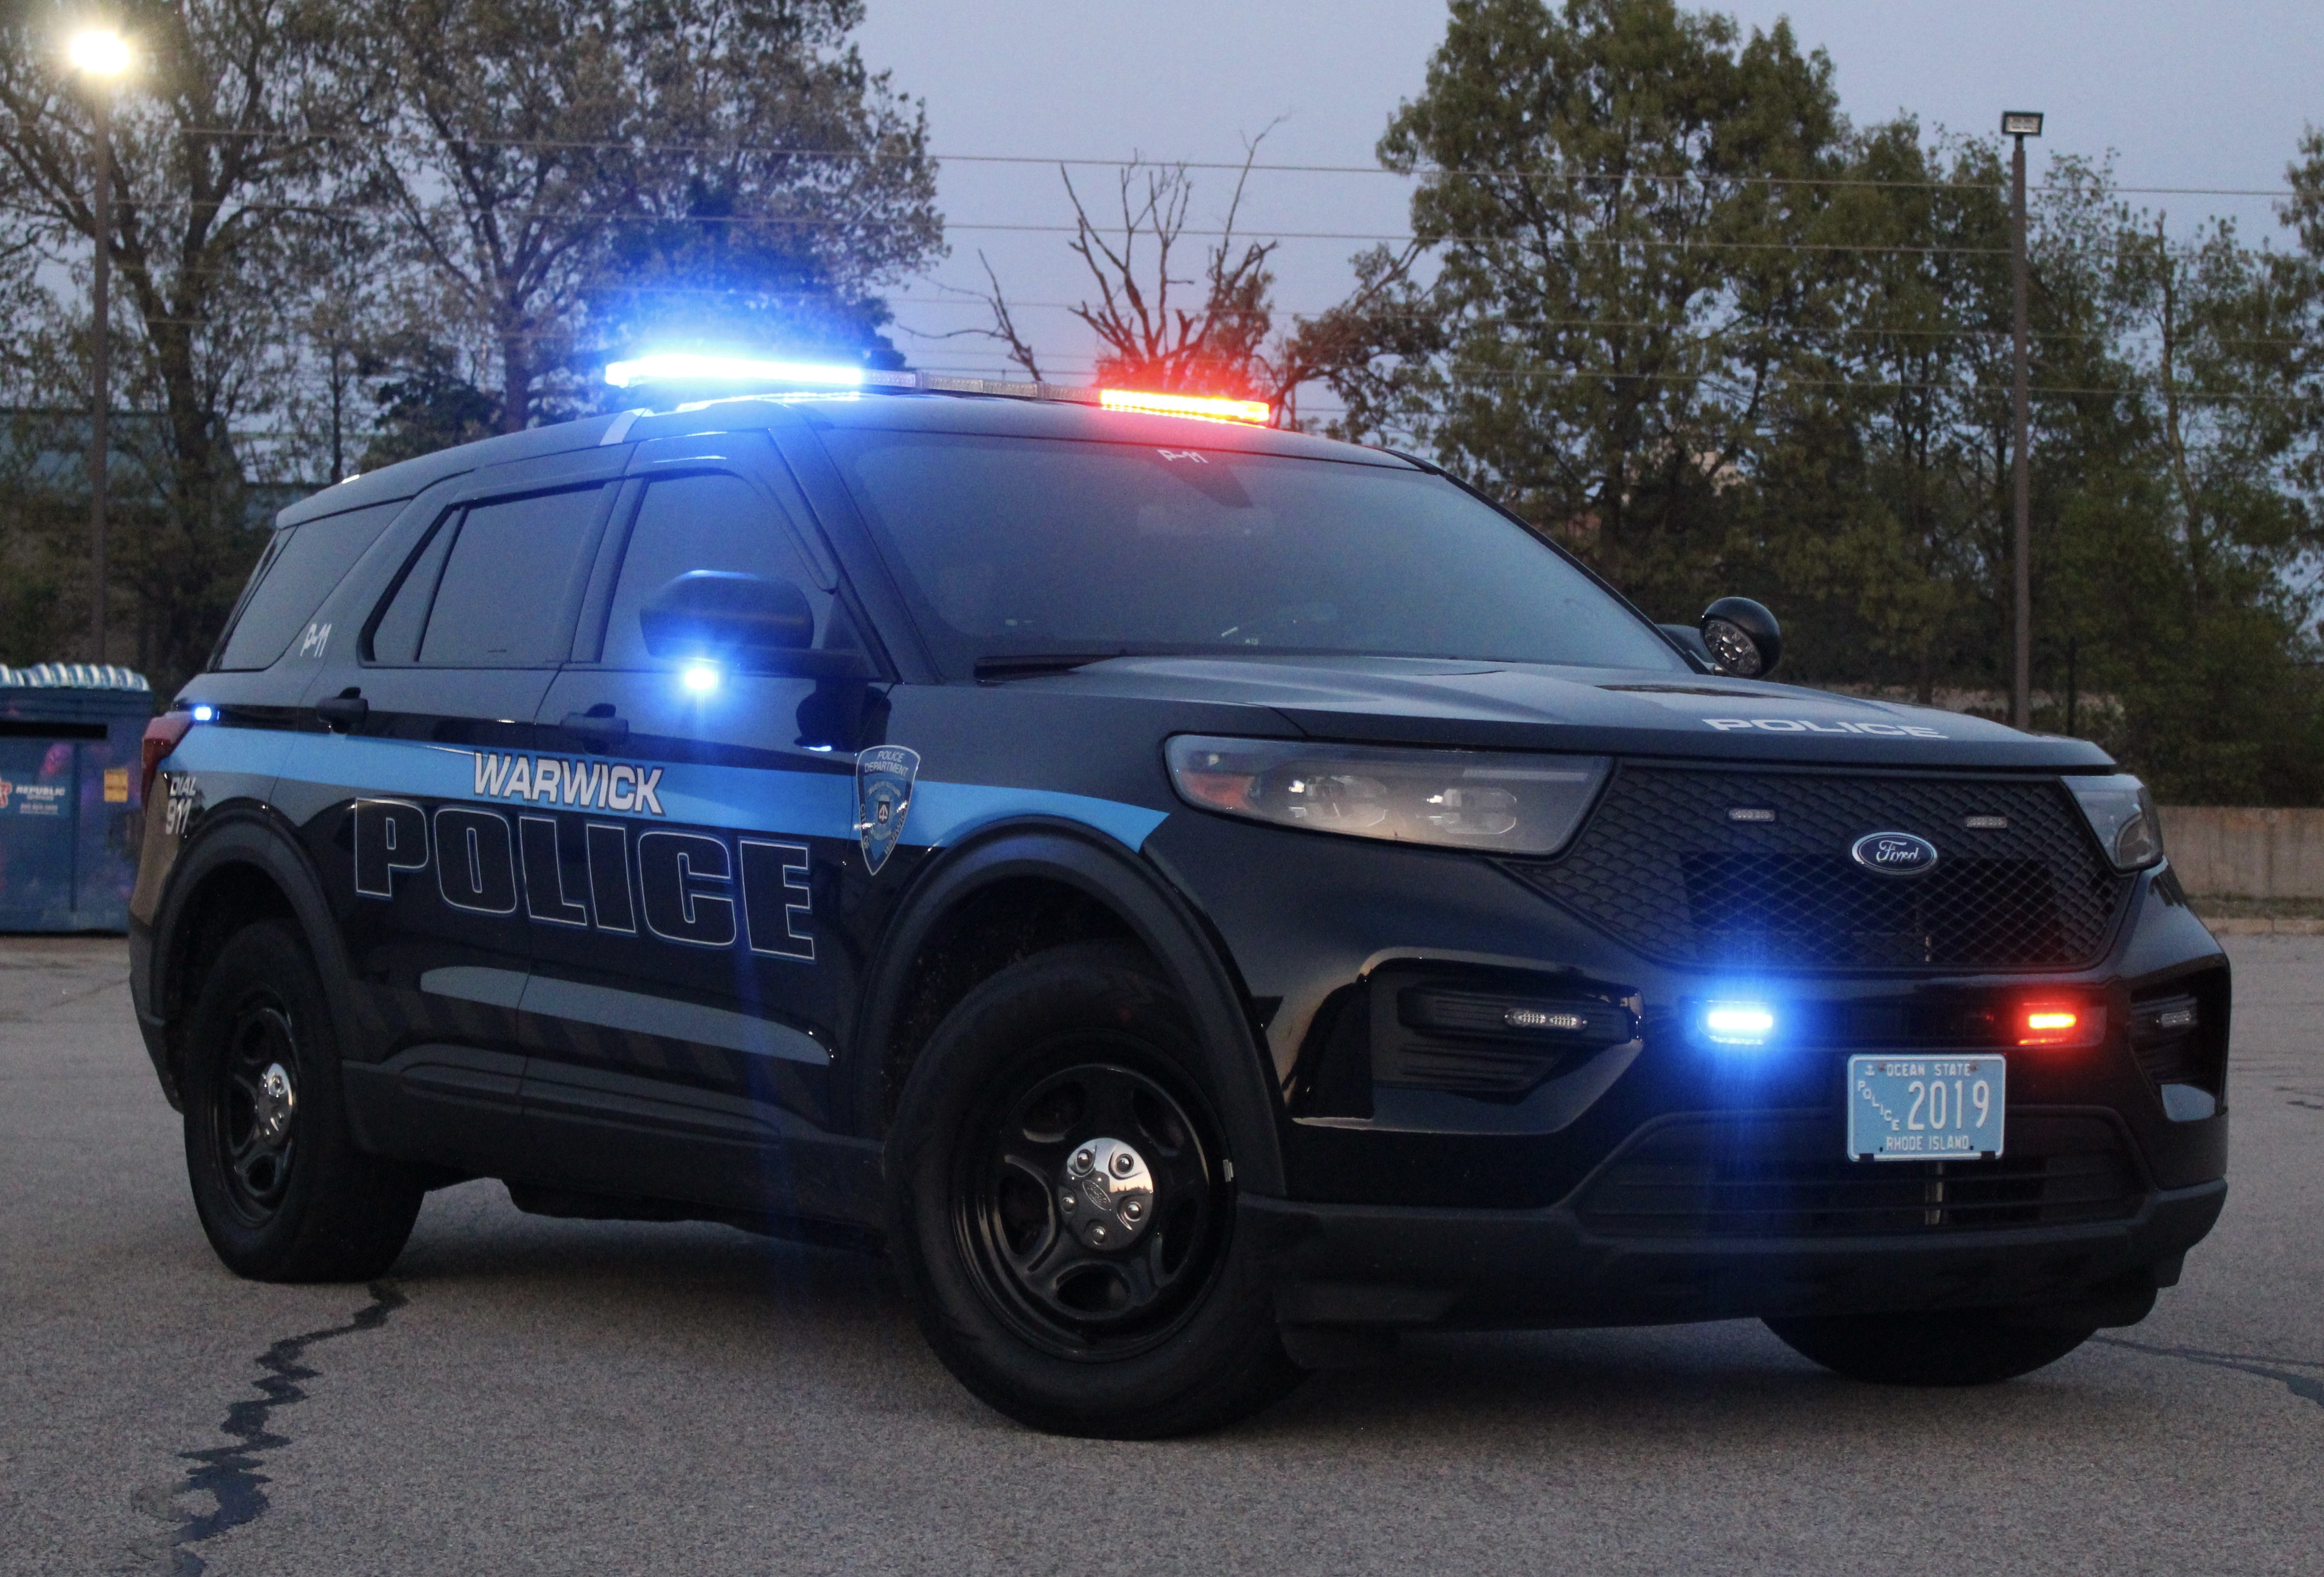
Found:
[1704,717,1947,739]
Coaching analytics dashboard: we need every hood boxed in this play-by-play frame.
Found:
[1027,655,2115,771]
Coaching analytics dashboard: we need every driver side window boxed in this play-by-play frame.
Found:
[600,473,831,670]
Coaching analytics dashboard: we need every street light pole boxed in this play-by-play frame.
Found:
[69,29,130,668]
[2003,111,2044,731]
[88,87,110,665]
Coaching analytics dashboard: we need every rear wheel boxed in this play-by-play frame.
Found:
[887,943,1302,1438]
[181,921,423,1281]
[1765,1310,2097,1386]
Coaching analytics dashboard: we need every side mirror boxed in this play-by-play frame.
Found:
[641,571,813,667]
[1699,597,1782,678]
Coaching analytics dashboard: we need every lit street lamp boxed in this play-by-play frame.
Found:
[2003,110,2043,732]
[69,27,130,665]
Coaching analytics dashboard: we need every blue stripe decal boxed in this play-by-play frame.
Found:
[168,725,1168,851]
[908,781,1167,851]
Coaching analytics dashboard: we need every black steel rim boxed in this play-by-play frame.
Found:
[954,1045,1229,1358]
[211,991,301,1226]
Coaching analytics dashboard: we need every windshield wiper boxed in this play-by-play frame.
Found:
[971,650,1130,682]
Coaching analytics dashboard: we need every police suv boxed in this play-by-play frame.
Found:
[130,362,2229,1437]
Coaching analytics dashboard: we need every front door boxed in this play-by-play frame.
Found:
[520,432,887,1221]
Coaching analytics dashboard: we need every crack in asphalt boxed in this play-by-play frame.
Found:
[2095,1336,2324,1410]
[130,1282,407,1575]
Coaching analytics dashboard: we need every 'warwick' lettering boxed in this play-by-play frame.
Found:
[471,753,664,816]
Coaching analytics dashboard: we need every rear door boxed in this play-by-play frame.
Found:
[292,452,623,1174]
[521,432,888,1219]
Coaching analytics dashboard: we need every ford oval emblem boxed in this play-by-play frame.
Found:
[1850,831,1940,876]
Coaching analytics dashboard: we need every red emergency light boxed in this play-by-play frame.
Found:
[1099,389,1272,424]
[2015,1000,2104,1048]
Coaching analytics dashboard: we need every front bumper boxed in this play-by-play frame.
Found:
[1244,1175,2226,1330]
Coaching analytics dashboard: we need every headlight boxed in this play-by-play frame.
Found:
[1165,735,1610,856]
[2066,775,2164,870]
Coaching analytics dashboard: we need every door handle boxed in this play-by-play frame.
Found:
[561,704,629,751]
[316,690,368,733]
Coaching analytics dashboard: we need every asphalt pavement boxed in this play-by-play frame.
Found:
[3,933,2319,1576]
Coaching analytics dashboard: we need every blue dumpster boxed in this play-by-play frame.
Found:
[0,664,153,932]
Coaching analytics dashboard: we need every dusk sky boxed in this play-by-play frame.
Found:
[853,1,2323,386]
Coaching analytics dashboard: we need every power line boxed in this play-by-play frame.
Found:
[13,196,2301,260]
[146,127,2311,199]
[891,294,2324,349]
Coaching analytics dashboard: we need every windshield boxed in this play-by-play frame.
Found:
[822,431,1686,676]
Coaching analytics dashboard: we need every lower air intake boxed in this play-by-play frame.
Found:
[1576,1113,2143,1237]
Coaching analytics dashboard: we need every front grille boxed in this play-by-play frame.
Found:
[1513,766,2131,970]
[1577,1114,2143,1237]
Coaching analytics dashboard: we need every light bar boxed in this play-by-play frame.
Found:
[599,351,1281,427]
[1099,389,1271,424]
[604,352,863,390]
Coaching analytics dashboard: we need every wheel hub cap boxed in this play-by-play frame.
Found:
[1058,1136,1154,1251]
[255,1062,297,1145]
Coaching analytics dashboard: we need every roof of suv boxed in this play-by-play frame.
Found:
[280,392,1414,530]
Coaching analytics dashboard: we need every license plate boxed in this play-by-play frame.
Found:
[1846,1055,2006,1161]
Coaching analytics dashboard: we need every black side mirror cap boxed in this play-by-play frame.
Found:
[1699,597,1782,678]
[1658,623,1716,668]
[640,571,818,672]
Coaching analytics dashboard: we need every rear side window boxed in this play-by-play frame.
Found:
[213,501,404,670]
[371,485,608,667]
[599,473,830,668]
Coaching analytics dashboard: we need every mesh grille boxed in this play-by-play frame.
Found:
[1512,766,2131,970]
[1577,1114,2143,1237]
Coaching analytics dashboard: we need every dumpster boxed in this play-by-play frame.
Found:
[0,663,153,932]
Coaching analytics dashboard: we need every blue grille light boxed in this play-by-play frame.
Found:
[680,664,720,696]
[1703,1002,1777,1047]
[603,352,863,390]
[190,703,216,722]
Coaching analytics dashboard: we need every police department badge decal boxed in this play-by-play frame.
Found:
[855,746,920,875]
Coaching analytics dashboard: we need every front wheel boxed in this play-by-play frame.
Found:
[1765,1310,2097,1386]
[181,921,423,1281]
[886,943,1302,1438]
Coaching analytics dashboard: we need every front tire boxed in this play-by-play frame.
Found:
[1765,1310,2097,1386]
[886,943,1303,1438]
[181,921,423,1281]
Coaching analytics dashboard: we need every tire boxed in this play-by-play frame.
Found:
[1764,1310,2097,1386]
[886,942,1303,1438]
[181,920,424,1281]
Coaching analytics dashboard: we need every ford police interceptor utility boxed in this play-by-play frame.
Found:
[129,356,2229,1438]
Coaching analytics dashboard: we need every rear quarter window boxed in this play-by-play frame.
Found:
[213,500,407,671]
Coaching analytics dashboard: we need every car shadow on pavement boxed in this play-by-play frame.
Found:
[359,1180,2237,1454]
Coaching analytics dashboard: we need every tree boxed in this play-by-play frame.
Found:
[360,0,941,432]
[970,134,1421,425]
[970,140,1282,404]
[1357,0,1848,614]
[0,0,374,682]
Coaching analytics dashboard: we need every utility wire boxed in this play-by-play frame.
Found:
[9,197,2300,259]
[137,127,2315,199]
